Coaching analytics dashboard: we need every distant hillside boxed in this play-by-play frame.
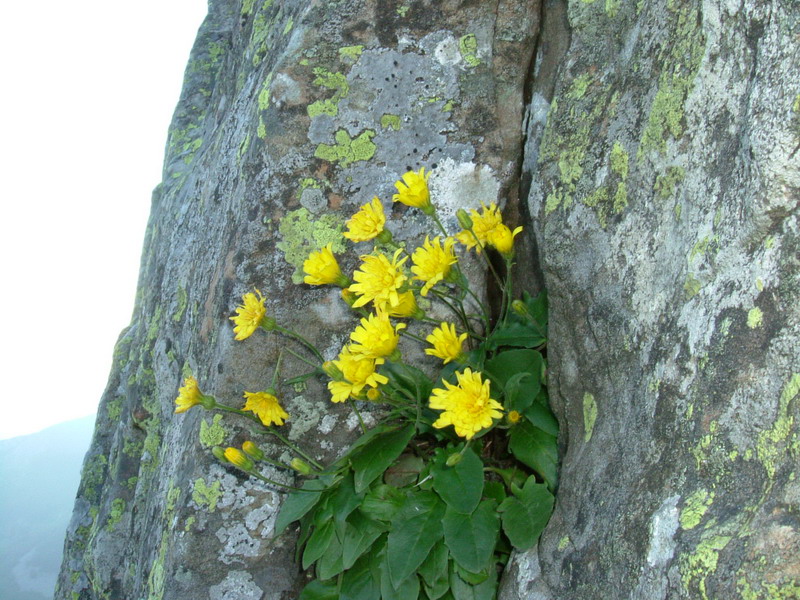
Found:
[0,415,96,600]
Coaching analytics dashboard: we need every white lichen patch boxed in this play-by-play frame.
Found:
[318,414,338,434]
[216,522,261,564]
[429,158,501,221]
[286,395,325,441]
[433,35,462,66]
[209,570,263,600]
[646,495,680,567]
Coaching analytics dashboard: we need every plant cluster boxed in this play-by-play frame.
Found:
[175,167,558,600]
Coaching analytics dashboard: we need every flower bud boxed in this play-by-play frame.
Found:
[242,441,264,461]
[366,388,382,402]
[376,229,394,245]
[446,452,463,467]
[224,447,254,471]
[456,209,473,230]
[199,394,217,410]
[211,446,226,462]
[511,300,531,319]
[322,361,344,380]
[290,458,313,475]
[507,410,522,425]
[260,316,278,332]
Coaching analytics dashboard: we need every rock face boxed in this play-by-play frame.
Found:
[56,1,798,599]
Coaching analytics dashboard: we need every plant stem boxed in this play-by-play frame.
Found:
[276,325,324,362]
[284,346,320,369]
[348,399,368,434]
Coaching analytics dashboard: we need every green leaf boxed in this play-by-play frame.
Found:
[485,322,546,351]
[508,420,558,490]
[523,396,559,436]
[498,476,554,550]
[386,491,446,588]
[299,579,339,600]
[431,447,484,514]
[383,362,434,403]
[522,289,548,332]
[316,533,344,580]
[328,472,363,537]
[342,510,387,569]
[274,477,330,535]
[340,551,380,600]
[302,519,335,570]
[384,453,424,487]
[379,553,420,600]
[361,483,406,522]
[483,481,507,505]
[484,349,542,405]
[442,500,500,573]
[351,424,416,493]
[418,541,449,599]
[449,562,497,600]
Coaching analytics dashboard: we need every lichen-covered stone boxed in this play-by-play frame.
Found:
[55,1,539,598]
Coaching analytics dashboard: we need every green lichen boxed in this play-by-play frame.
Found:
[756,374,799,479]
[442,99,455,112]
[655,166,686,200]
[397,4,410,16]
[567,73,593,100]
[689,236,718,263]
[380,114,402,131]
[199,414,226,448]
[583,393,598,442]
[192,478,222,512]
[239,132,251,159]
[680,489,714,530]
[184,515,196,531]
[283,16,293,34]
[172,285,188,322]
[738,576,800,600]
[249,2,277,67]
[107,397,122,422]
[638,4,705,158]
[605,0,620,17]
[557,536,571,551]
[307,68,349,118]
[105,498,126,532]
[258,71,274,113]
[83,455,108,503]
[339,45,364,62]
[276,207,346,283]
[684,273,702,299]
[458,34,481,67]
[146,531,169,600]
[208,41,225,64]
[314,129,376,167]
[746,307,763,329]
[123,437,143,458]
[610,141,629,179]
[241,0,255,17]
[681,534,733,600]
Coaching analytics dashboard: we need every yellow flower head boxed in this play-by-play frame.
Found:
[224,447,254,471]
[349,249,408,310]
[230,289,268,340]
[487,223,523,257]
[392,167,432,212]
[387,290,425,320]
[349,311,406,360]
[242,440,264,460]
[411,236,458,296]
[344,197,386,242]
[429,368,503,439]
[327,345,388,403]
[455,202,503,252]
[507,410,522,425]
[175,376,203,413]
[243,390,289,426]
[303,243,349,287]
[425,322,467,364]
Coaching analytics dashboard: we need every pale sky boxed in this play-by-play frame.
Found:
[0,1,208,439]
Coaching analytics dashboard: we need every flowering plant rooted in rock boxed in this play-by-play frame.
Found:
[175,167,557,599]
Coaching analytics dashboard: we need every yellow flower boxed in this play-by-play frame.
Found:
[224,447,254,471]
[429,368,504,439]
[349,311,406,360]
[425,322,467,364]
[344,197,386,242]
[411,236,458,296]
[303,243,350,287]
[243,390,289,426]
[487,223,523,257]
[327,345,388,403]
[507,410,522,425]
[455,202,503,252]
[242,440,264,460]
[392,167,432,212]
[174,376,203,413]
[349,249,408,310]
[230,290,270,340]
[387,290,425,319]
